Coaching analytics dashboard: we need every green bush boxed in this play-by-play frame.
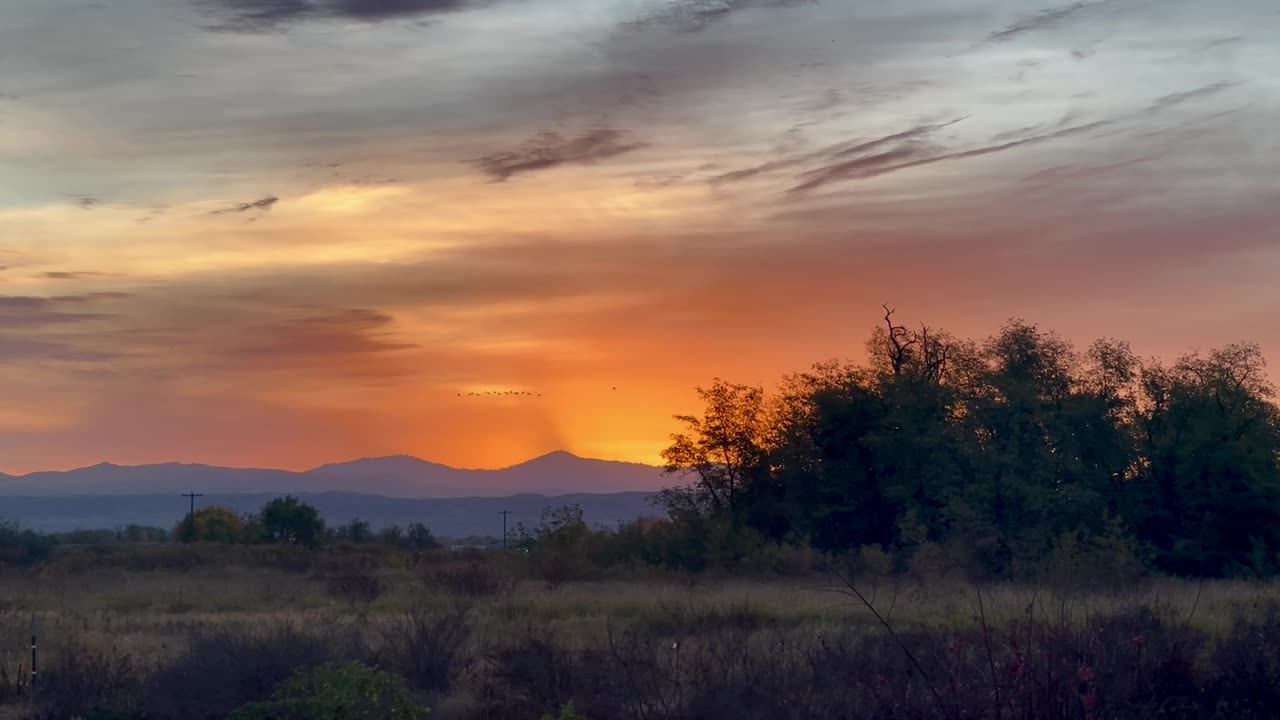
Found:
[0,520,57,566]
[541,702,587,720]
[228,661,428,720]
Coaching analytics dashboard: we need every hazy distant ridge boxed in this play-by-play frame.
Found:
[0,451,666,498]
[0,491,660,535]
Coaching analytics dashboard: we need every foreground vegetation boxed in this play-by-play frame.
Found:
[2,545,1280,719]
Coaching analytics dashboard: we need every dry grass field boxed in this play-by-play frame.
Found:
[3,545,1280,719]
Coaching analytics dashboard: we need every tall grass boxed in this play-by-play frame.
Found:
[3,547,1280,718]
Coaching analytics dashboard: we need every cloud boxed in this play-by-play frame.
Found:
[711,119,966,186]
[626,0,816,33]
[39,271,114,281]
[200,0,475,30]
[473,128,648,182]
[790,119,1115,193]
[209,307,418,376]
[50,292,137,303]
[988,1,1112,42]
[0,335,119,363]
[210,195,280,215]
[1149,82,1236,112]
[0,296,115,329]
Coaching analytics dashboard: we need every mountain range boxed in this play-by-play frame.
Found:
[0,452,672,534]
[0,451,666,498]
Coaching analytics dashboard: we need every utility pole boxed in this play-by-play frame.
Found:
[498,510,511,549]
[182,492,203,544]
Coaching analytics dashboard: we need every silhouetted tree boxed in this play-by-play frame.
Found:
[1130,344,1280,576]
[659,379,772,524]
[405,522,441,551]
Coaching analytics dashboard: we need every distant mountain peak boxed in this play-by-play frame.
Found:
[2,450,664,499]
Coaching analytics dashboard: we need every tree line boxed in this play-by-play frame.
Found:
[176,496,443,550]
[654,309,1280,579]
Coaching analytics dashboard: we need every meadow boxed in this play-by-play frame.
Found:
[3,545,1280,719]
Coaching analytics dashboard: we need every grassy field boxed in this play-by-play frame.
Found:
[3,546,1280,719]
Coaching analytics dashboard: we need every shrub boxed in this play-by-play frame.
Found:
[0,521,57,566]
[381,607,472,692]
[542,702,587,720]
[228,661,428,720]
[173,506,248,544]
[325,570,386,609]
[427,561,511,599]
[143,623,367,719]
[33,645,145,719]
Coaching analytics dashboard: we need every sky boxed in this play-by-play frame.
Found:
[1,0,1277,474]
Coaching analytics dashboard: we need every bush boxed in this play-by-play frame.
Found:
[143,623,368,719]
[427,560,512,599]
[542,702,587,720]
[381,607,472,692]
[325,570,386,609]
[228,661,428,720]
[33,645,145,719]
[0,521,57,566]
[173,506,247,544]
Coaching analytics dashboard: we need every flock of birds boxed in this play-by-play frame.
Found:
[457,387,618,399]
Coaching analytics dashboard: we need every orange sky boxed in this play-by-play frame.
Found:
[1,0,1277,475]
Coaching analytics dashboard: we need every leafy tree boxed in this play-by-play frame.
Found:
[332,519,373,544]
[119,524,169,543]
[174,506,245,544]
[659,379,772,525]
[649,310,1280,579]
[1131,344,1280,576]
[0,521,56,566]
[258,496,326,548]
[405,522,442,550]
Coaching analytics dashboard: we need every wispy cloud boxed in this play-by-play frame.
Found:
[712,119,966,186]
[40,271,114,281]
[626,0,815,33]
[0,296,115,329]
[210,196,280,215]
[988,1,1106,42]
[790,120,1115,193]
[473,129,648,182]
[1149,82,1236,112]
[200,0,474,30]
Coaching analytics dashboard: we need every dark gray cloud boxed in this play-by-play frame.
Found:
[988,1,1104,42]
[711,118,966,185]
[626,0,816,34]
[201,0,473,30]
[473,128,648,182]
[1149,82,1236,111]
[790,119,1115,193]
[210,196,279,215]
